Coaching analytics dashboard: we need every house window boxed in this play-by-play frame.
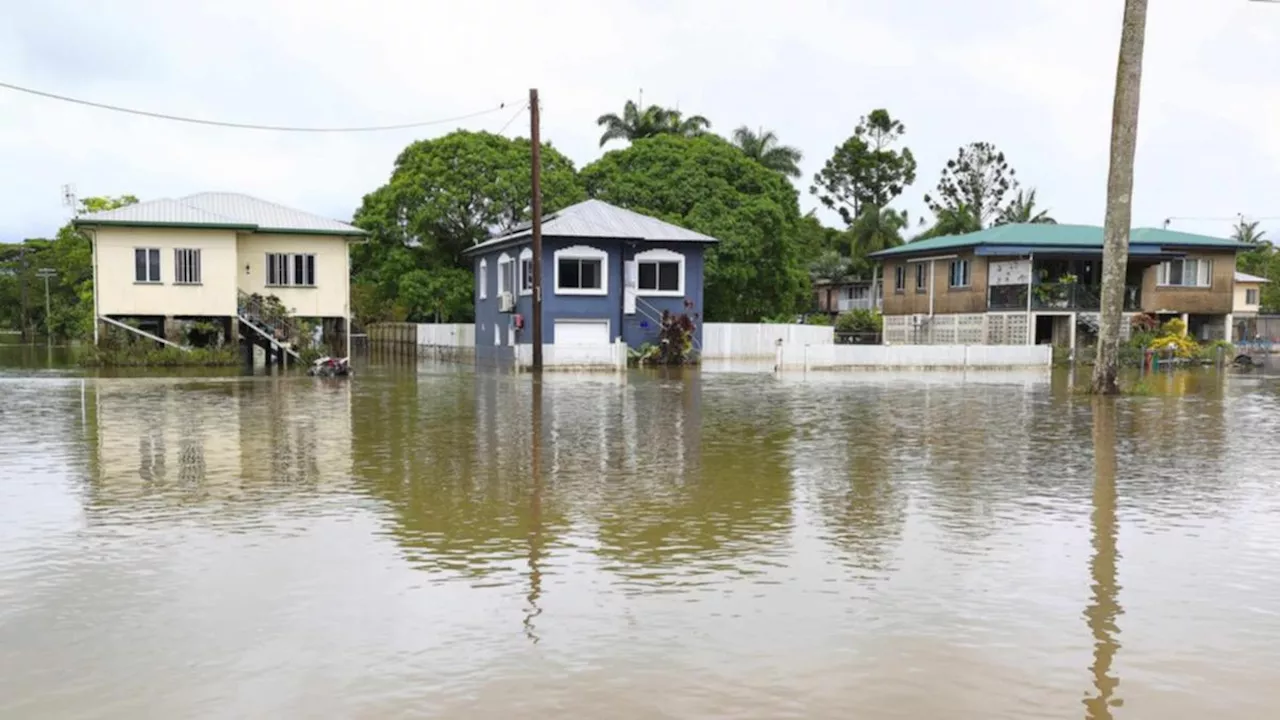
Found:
[1158,258,1212,287]
[266,253,316,287]
[519,248,534,295]
[478,259,488,300]
[635,248,684,295]
[497,253,514,296]
[949,259,970,288]
[554,245,608,295]
[914,263,927,292]
[174,249,201,285]
[1247,288,1259,305]
[894,265,906,292]
[134,248,161,283]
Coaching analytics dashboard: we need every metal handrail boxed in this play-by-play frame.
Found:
[237,290,299,345]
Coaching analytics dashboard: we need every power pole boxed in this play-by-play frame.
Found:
[529,88,544,371]
[37,267,56,343]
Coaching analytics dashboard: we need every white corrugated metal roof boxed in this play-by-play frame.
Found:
[1235,271,1270,283]
[76,192,365,235]
[468,199,717,253]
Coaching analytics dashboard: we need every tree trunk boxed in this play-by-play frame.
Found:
[1092,0,1149,395]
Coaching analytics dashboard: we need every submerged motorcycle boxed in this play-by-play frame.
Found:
[307,356,352,377]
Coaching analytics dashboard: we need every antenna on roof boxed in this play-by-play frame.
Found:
[62,184,77,215]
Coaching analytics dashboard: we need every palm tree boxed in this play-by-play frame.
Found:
[732,126,803,178]
[849,206,908,260]
[596,100,712,147]
[914,205,980,241]
[1232,219,1268,246]
[996,189,1057,225]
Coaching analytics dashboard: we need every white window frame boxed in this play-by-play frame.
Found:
[265,252,316,288]
[634,248,684,297]
[553,245,608,296]
[1158,258,1212,288]
[134,247,161,283]
[478,258,488,300]
[1246,287,1259,305]
[519,247,534,296]
[497,253,513,296]
[949,259,970,288]
[174,248,201,285]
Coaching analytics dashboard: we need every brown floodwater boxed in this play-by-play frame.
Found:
[3,349,1280,719]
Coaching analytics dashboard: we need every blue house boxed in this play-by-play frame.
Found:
[463,199,717,358]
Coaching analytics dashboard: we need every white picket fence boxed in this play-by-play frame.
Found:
[701,323,834,359]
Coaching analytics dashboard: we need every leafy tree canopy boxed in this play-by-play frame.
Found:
[811,109,917,225]
[732,126,803,178]
[995,188,1056,226]
[581,134,809,321]
[597,100,711,147]
[924,141,1020,229]
[352,130,584,322]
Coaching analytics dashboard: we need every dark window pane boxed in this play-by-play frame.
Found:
[582,259,600,289]
[559,258,579,288]
[293,255,304,286]
[657,262,679,291]
[305,255,316,286]
[638,262,656,290]
[148,249,160,282]
[267,254,276,285]
[135,249,146,282]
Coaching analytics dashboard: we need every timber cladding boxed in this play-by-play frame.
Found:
[1141,251,1236,315]
[881,252,987,315]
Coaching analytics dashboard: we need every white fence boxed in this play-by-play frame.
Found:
[417,323,475,347]
[702,323,834,359]
[516,341,627,370]
[773,343,1051,370]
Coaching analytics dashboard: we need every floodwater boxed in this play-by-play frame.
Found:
[3,348,1280,719]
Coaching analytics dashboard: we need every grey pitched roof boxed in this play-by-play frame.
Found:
[74,192,366,235]
[465,199,718,255]
[1235,271,1270,283]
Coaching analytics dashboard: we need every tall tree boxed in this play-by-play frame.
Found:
[1092,0,1149,395]
[811,109,917,225]
[1232,219,1268,246]
[581,134,810,321]
[914,205,981,241]
[732,126,803,178]
[996,189,1057,225]
[352,130,584,323]
[924,141,1020,229]
[809,249,852,284]
[596,100,711,147]
[848,206,908,270]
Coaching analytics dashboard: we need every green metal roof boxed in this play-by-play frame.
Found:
[870,223,1246,258]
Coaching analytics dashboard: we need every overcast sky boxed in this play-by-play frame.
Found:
[3,0,1279,243]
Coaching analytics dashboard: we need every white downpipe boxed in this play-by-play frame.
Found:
[1025,252,1035,345]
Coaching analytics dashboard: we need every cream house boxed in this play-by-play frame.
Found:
[74,192,366,356]
[1232,270,1269,341]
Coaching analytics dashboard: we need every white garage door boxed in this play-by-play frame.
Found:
[555,319,610,345]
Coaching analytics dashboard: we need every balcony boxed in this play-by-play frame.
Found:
[837,296,882,312]
[989,283,1141,312]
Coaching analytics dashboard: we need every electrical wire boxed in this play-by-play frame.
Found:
[494,103,528,136]
[0,79,515,133]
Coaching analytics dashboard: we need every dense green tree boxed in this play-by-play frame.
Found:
[996,189,1056,225]
[352,130,585,323]
[1236,220,1280,312]
[596,100,711,147]
[581,134,809,321]
[848,206,908,268]
[0,195,136,340]
[924,141,1020,229]
[811,109,917,225]
[809,249,853,284]
[731,126,803,178]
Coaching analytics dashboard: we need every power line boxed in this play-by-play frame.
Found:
[0,79,515,133]
[495,103,529,136]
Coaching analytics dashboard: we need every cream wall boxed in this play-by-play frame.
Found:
[236,233,350,318]
[1235,282,1262,314]
[94,227,239,316]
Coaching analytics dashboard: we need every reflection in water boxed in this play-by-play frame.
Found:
[6,366,1280,717]
[1086,399,1123,718]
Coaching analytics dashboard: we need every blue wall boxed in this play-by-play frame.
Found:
[470,237,707,351]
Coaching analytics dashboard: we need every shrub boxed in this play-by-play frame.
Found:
[835,309,882,333]
[1147,333,1199,359]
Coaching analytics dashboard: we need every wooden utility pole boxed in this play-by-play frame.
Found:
[530,88,544,371]
[1092,0,1149,395]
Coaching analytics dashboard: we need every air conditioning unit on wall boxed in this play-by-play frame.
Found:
[498,292,516,313]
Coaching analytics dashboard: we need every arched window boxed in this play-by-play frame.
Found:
[478,258,488,299]
[634,248,684,296]
[519,247,534,295]
[497,252,514,296]
[553,245,608,296]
